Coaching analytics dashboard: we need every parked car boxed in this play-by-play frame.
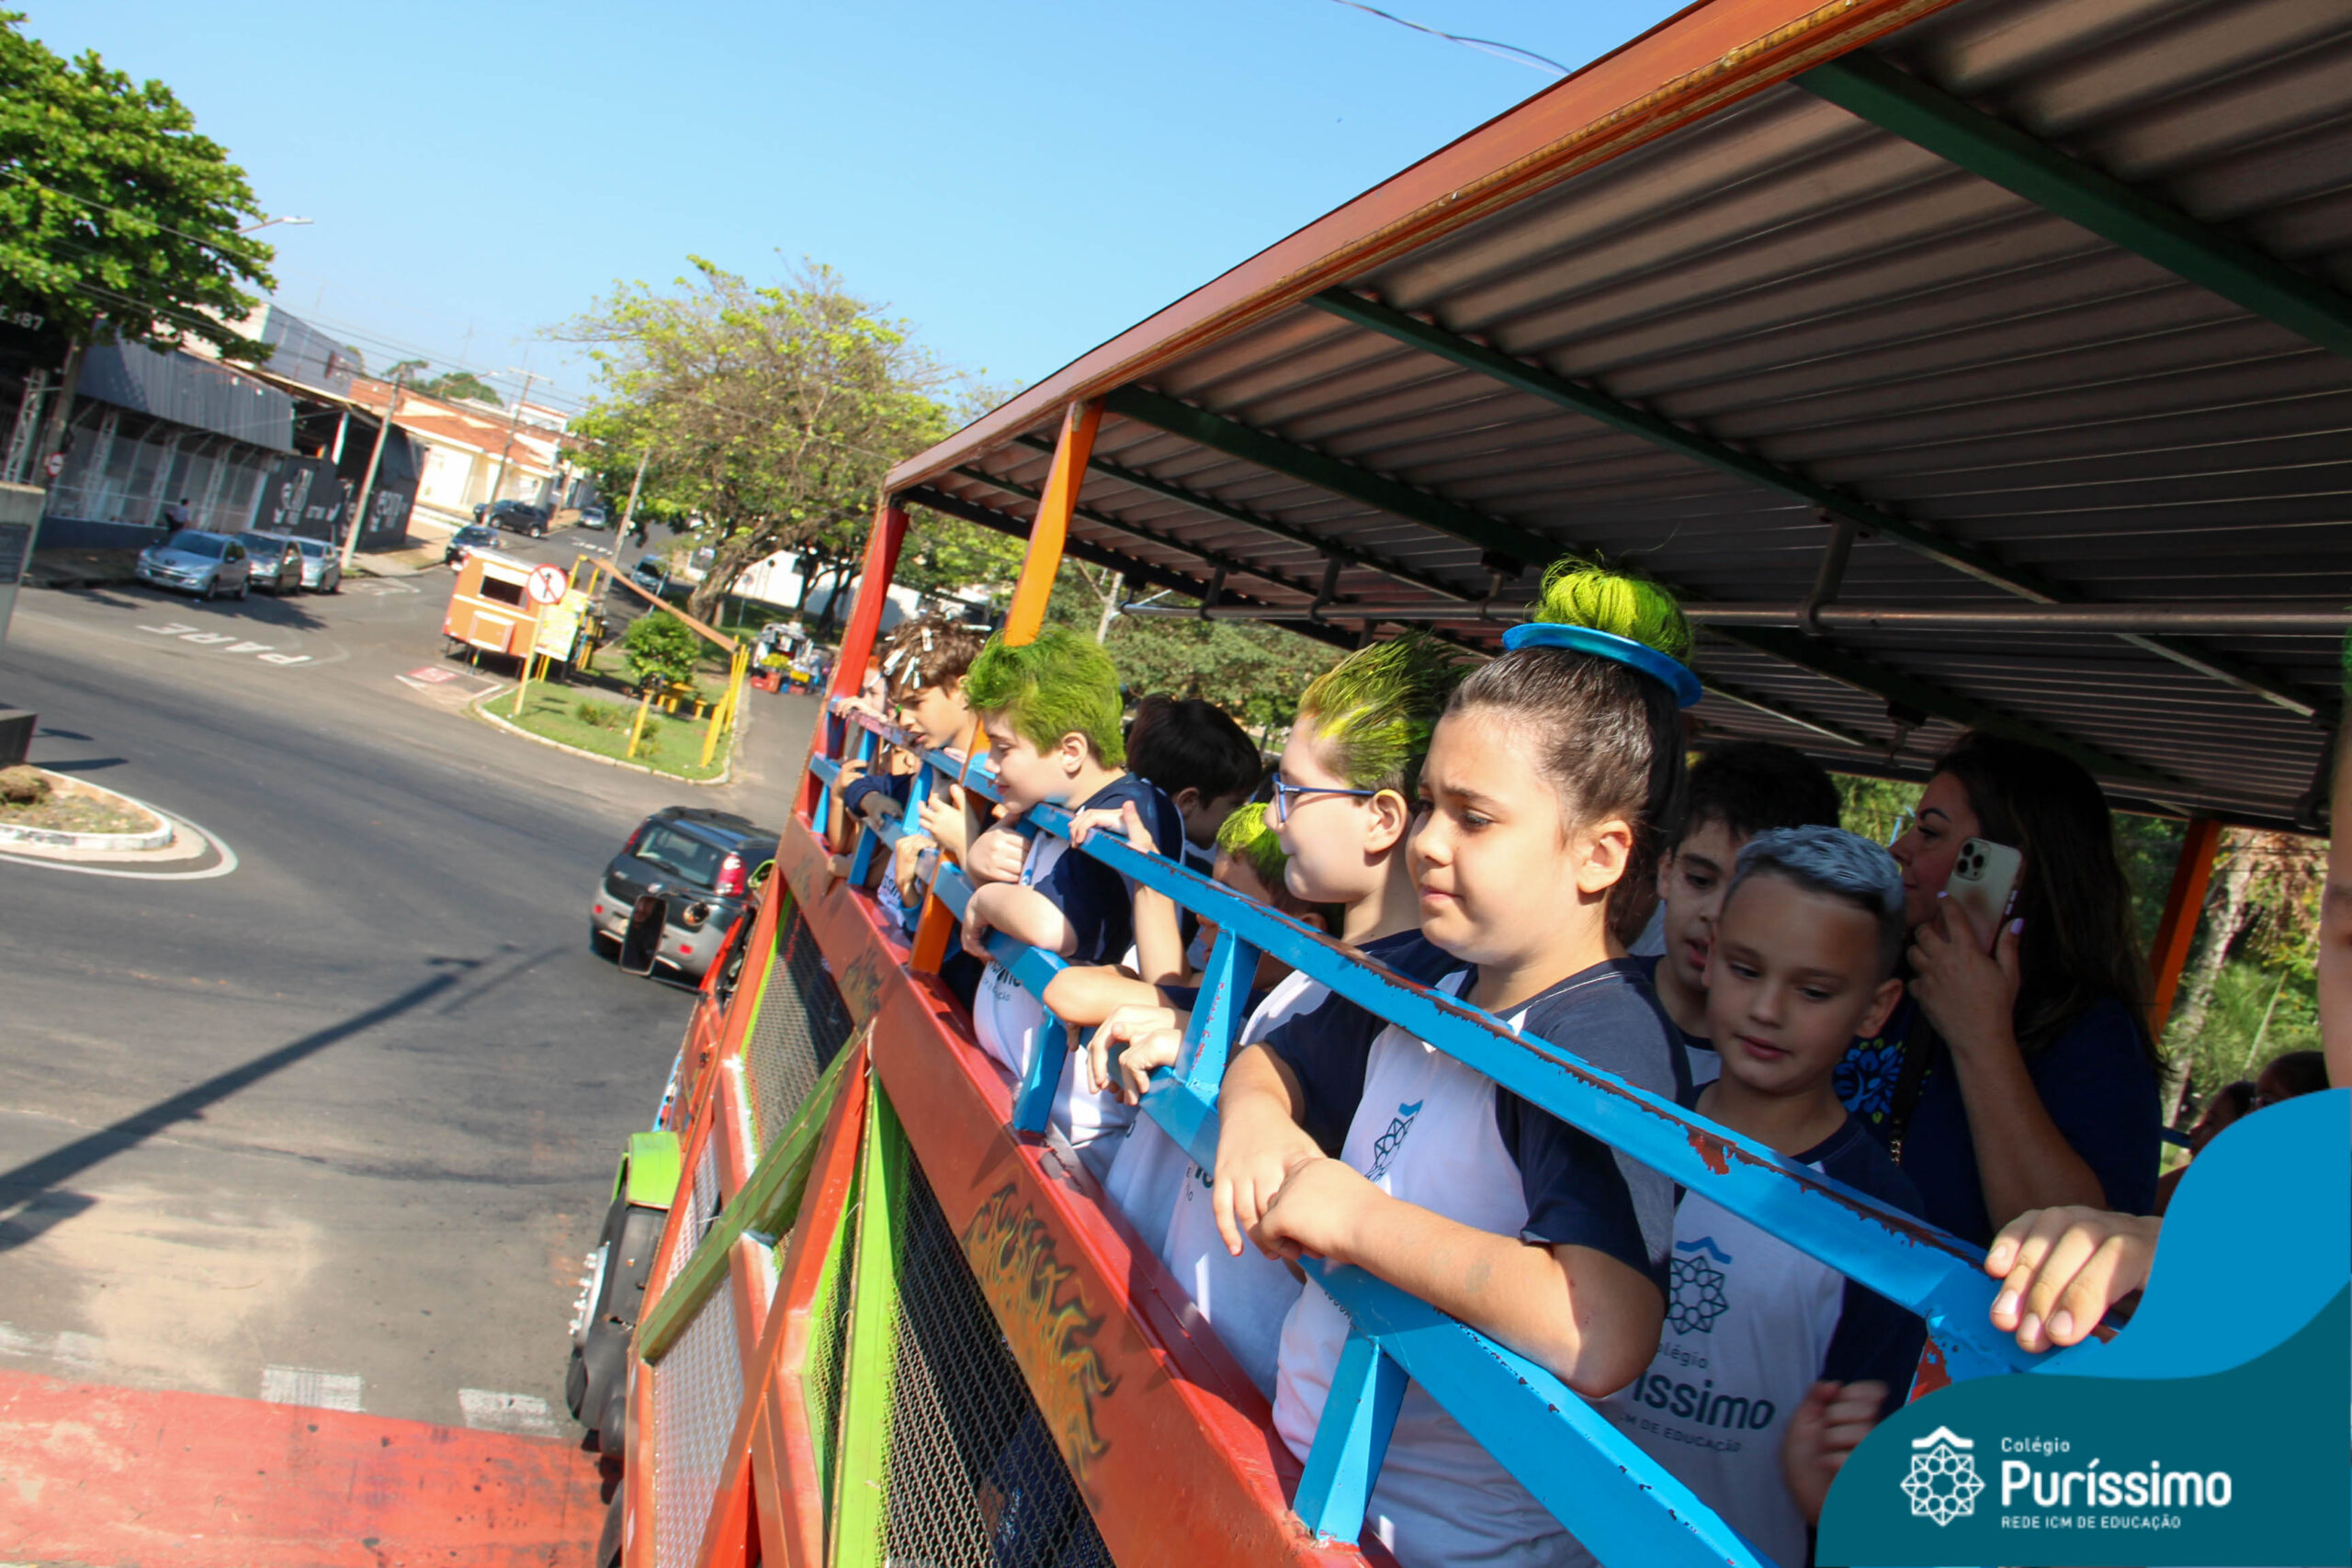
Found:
[576,504,608,530]
[288,536,343,592]
[590,807,778,982]
[474,499,550,538]
[136,530,251,600]
[444,524,500,567]
[242,531,306,594]
[627,556,670,596]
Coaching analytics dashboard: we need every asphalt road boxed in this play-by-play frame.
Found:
[0,525,819,1433]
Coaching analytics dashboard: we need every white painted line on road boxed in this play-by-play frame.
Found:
[458,1387,562,1438]
[0,1321,100,1366]
[0,792,239,880]
[260,1364,364,1412]
[136,621,312,666]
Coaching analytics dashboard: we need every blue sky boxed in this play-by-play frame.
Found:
[28,1,1686,417]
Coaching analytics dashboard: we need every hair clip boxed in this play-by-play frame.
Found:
[1500,622,1703,708]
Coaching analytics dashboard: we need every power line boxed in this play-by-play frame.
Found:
[1318,0,1570,78]
[0,166,271,258]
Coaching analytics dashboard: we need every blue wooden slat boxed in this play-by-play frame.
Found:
[1178,927,1261,1096]
[1292,1323,1407,1540]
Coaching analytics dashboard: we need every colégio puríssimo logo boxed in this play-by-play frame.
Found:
[1901,1426,1986,1526]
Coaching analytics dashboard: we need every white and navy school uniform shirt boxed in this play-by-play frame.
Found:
[1632,953,1721,1089]
[1597,1110,1926,1568]
[1103,931,1453,1399]
[1270,959,1684,1568]
[970,773,1184,1179]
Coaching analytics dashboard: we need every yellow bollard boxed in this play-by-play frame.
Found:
[628,688,652,760]
[511,654,532,718]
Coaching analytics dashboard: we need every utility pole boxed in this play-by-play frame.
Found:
[620,443,650,537]
[486,370,535,513]
[344,370,406,570]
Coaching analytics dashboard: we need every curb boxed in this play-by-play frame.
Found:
[469,688,741,788]
[0,771,175,851]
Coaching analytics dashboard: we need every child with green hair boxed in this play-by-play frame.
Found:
[1090,632,1469,1396]
[956,626,1188,1179]
[1225,559,1693,1563]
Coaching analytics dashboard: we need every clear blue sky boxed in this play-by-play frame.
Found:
[28,1,1686,417]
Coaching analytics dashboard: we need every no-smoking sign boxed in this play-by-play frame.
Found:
[526,564,568,605]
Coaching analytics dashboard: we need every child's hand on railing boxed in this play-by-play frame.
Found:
[890,832,933,902]
[1088,1005,1184,1102]
[1781,1379,1888,1523]
[918,783,971,861]
[1069,800,1154,855]
[1214,1104,1325,1258]
[959,884,1002,960]
[1251,1154,1379,1264]
[967,818,1029,885]
[1984,1205,2158,1351]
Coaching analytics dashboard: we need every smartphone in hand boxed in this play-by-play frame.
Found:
[1947,837,2024,952]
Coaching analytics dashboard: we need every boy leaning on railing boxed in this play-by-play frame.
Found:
[954,627,1188,1179]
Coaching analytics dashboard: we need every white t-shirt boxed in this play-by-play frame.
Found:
[1595,1114,1925,1568]
[1269,962,1682,1568]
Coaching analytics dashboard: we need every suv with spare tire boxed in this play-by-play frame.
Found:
[589,807,777,983]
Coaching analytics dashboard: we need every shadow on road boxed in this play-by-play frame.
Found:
[0,957,484,1253]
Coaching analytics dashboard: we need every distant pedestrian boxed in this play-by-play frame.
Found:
[159,497,191,531]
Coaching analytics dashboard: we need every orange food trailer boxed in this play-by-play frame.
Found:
[443,550,591,668]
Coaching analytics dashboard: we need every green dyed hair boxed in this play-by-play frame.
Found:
[1531,557,1692,660]
[1214,801,1287,889]
[961,626,1126,765]
[1295,632,1470,797]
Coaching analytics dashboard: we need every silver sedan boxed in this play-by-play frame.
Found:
[288,536,343,592]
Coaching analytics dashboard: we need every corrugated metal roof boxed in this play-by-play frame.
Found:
[894,0,2352,829]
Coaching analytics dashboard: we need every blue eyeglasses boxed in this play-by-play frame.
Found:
[1268,775,1381,825]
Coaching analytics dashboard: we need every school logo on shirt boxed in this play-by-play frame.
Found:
[1836,1037,1905,1122]
[1365,1100,1423,1183]
[1668,1236,1732,1335]
[1899,1427,1984,1526]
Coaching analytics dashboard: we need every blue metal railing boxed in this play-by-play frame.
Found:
[810,701,2041,1567]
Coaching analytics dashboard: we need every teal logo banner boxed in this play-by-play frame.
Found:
[1820,1089,2349,1566]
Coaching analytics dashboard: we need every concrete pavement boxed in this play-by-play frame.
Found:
[0,526,819,1438]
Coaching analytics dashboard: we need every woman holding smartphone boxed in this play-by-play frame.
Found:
[1835,732,2162,1247]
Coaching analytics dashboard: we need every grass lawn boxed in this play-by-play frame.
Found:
[582,644,734,706]
[493,683,733,780]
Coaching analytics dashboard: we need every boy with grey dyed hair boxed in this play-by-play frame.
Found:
[1593,826,1926,1568]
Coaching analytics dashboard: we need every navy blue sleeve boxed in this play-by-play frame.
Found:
[1498,968,1685,1288]
[842,771,910,818]
[1264,939,1465,1155]
[1816,1124,1930,1416]
[2029,997,2163,1217]
[1038,844,1131,967]
[1265,994,1389,1155]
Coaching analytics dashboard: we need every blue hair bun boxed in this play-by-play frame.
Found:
[1499,622,1703,708]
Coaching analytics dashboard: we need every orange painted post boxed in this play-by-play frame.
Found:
[1000,398,1102,645]
[829,500,910,704]
[2148,815,2222,1041]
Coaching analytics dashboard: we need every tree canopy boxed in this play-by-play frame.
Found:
[0,12,274,361]
[557,257,953,624]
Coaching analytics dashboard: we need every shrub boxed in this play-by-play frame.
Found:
[0,765,50,806]
[622,610,702,688]
[571,698,632,731]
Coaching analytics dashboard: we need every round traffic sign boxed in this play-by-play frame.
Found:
[42,451,64,479]
[526,564,567,605]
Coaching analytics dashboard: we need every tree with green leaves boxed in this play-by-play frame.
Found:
[621,610,703,689]
[557,257,953,626]
[0,13,276,466]
[414,368,503,406]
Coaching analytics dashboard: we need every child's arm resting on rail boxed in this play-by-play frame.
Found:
[959,881,1079,961]
[1253,1155,1664,1398]
[1213,1043,1329,1258]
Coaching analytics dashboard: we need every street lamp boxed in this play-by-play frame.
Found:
[239,215,313,235]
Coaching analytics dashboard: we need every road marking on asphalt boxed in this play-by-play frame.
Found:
[458,1387,561,1437]
[404,666,459,684]
[260,1364,364,1412]
[0,1321,101,1367]
[136,621,312,665]
[347,579,420,596]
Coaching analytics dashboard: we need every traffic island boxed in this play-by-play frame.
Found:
[0,765,237,874]
[473,683,738,784]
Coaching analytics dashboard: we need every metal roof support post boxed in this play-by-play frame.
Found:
[1002,399,1102,645]
[1796,51,2352,362]
[2147,817,2222,1045]
[827,500,910,705]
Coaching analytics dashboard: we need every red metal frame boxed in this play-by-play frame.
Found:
[775,814,1373,1566]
